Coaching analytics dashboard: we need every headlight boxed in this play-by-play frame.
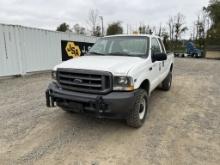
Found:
[113,76,134,91]
[51,71,57,80]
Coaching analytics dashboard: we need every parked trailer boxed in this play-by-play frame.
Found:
[0,24,98,77]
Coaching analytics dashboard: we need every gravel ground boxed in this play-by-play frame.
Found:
[0,58,220,165]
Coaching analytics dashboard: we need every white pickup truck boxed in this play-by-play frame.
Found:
[46,35,174,128]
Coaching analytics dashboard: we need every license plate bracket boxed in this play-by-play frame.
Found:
[70,102,83,112]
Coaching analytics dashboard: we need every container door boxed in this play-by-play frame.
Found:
[0,26,21,76]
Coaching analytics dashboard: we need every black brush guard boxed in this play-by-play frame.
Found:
[45,81,136,119]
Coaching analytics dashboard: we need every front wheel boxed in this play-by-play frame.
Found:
[126,89,148,128]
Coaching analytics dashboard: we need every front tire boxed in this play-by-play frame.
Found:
[126,89,148,128]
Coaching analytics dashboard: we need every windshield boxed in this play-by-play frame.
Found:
[88,36,149,57]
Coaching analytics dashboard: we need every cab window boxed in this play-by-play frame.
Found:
[158,38,166,53]
[151,38,162,55]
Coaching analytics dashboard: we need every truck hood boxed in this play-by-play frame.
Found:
[54,55,143,75]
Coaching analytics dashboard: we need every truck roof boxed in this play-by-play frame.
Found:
[104,34,161,38]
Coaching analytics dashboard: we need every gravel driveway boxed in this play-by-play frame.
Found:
[0,58,220,165]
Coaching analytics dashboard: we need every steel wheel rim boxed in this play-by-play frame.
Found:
[168,78,171,87]
[169,75,172,87]
[139,98,146,120]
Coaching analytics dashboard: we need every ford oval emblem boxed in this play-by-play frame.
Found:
[73,78,82,84]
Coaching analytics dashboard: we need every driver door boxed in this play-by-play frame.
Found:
[150,37,163,90]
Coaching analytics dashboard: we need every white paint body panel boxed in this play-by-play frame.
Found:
[54,35,174,94]
[54,56,143,76]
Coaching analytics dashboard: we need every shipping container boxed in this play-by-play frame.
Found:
[0,24,98,77]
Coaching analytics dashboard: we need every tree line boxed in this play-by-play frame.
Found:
[56,0,220,51]
[56,9,123,37]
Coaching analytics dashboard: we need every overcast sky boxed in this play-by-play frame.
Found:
[0,0,209,38]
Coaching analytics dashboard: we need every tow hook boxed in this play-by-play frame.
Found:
[45,89,55,107]
[95,96,107,114]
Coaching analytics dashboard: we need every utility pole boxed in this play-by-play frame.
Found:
[99,16,104,36]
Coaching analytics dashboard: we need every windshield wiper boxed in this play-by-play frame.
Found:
[107,52,130,56]
[88,51,146,57]
[108,52,148,58]
[107,52,144,57]
[87,51,105,55]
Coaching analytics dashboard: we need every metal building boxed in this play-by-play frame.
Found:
[0,24,98,77]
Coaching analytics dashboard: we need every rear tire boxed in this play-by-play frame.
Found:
[126,89,148,128]
[161,72,172,91]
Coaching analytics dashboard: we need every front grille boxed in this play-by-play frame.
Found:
[57,68,112,94]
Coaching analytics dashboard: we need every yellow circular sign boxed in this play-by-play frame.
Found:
[65,42,81,58]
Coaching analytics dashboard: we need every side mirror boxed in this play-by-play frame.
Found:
[152,53,167,62]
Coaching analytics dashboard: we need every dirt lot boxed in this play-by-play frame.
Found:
[0,58,220,165]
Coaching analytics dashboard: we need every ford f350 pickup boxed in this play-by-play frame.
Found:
[46,35,174,128]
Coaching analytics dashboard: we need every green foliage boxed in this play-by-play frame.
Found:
[204,0,220,27]
[166,40,185,53]
[206,23,220,45]
[56,22,71,32]
[139,26,146,34]
[205,0,220,46]
[106,22,123,35]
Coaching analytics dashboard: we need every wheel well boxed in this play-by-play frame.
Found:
[170,64,173,72]
[139,79,150,94]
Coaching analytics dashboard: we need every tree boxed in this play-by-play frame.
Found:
[88,9,99,36]
[161,28,169,50]
[166,13,187,51]
[138,25,153,34]
[152,26,157,34]
[73,24,80,34]
[56,22,71,32]
[73,24,86,35]
[204,0,220,27]
[145,25,153,34]
[139,25,146,34]
[174,13,188,42]
[94,26,102,37]
[158,23,162,36]
[167,16,175,41]
[106,22,123,35]
[204,0,220,45]
[79,27,86,35]
[193,13,207,49]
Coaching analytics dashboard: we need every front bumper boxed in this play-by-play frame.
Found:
[46,82,137,119]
